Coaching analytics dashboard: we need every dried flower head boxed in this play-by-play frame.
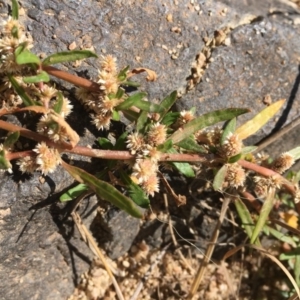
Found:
[91,112,112,130]
[97,71,119,94]
[141,173,160,196]
[17,156,38,174]
[196,126,223,146]
[224,163,246,189]
[132,159,158,182]
[97,95,123,114]
[270,152,295,174]
[99,55,117,75]
[1,17,24,36]
[33,142,61,175]
[254,175,282,197]
[179,110,195,125]
[126,132,145,155]
[37,114,69,142]
[147,123,167,146]
[75,88,98,106]
[220,133,242,158]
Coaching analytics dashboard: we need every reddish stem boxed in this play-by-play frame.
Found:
[0,120,73,150]
[7,150,35,160]
[239,190,262,212]
[42,65,101,92]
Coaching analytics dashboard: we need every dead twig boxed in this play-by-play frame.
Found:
[71,211,125,300]
[187,197,231,299]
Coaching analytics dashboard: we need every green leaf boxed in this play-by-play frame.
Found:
[168,108,249,144]
[121,81,140,87]
[53,91,64,114]
[263,225,297,248]
[122,109,139,122]
[280,248,300,260]
[159,91,177,119]
[161,112,180,126]
[250,189,276,244]
[235,99,285,140]
[240,146,258,155]
[228,153,242,163]
[133,99,163,113]
[23,71,50,83]
[172,161,195,177]
[168,148,195,177]
[15,48,40,65]
[136,110,149,133]
[115,88,125,99]
[97,138,113,150]
[42,50,98,65]
[11,25,19,38]
[8,75,36,106]
[234,197,259,244]
[119,171,150,208]
[60,184,88,202]
[0,150,12,170]
[213,165,227,191]
[295,252,300,286]
[118,65,130,81]
[112,110,120,121]
[115,92,147,110]
[114,132,128,150]
[176,136,206,153]
[107,132,128,169]
[287,147,300,160]
[11,0,19,20]
[157,139,173,152]
[220,118,236,145]
[3,131,20,149]
[62,161,143,218]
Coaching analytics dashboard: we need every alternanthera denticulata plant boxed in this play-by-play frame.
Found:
[2,0,300,250]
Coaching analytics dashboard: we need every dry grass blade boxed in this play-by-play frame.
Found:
[71,211,125,300]
[159,171,186,206]
[129,244,170,300]
[223,244,300,299]
[187,197,230,299]
[163,193,193,272]
[127,67,157,81]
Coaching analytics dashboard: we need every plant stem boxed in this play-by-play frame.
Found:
[42,65,101,92]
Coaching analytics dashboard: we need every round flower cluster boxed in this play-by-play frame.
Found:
[76,55,124,130]
[0,17,33,74]
[17,142,61,175]
[126,123,168,196]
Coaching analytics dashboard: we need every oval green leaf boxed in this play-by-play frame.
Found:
[15,48,40,65]
[3,131,20,149]
[250,189,276,244]
[220,118,236,145]
[60,184,88,202]
[62,161,143,218]
[159,91,177,119]
[8,75,36,106]
[235,99,285,140]
[169,108,249,145]
[42,50,98,65]
[23,71,50,83]
[11,0,19,20]
[115,92,147,110]
[213,164,227,191]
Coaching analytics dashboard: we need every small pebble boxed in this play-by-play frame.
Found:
[68,41,76,50]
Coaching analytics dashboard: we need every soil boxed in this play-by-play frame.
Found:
[1,0,300,299]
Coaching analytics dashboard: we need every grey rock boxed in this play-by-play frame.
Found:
[1,0,300,299]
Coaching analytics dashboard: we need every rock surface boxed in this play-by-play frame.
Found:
[1,0,300,299]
